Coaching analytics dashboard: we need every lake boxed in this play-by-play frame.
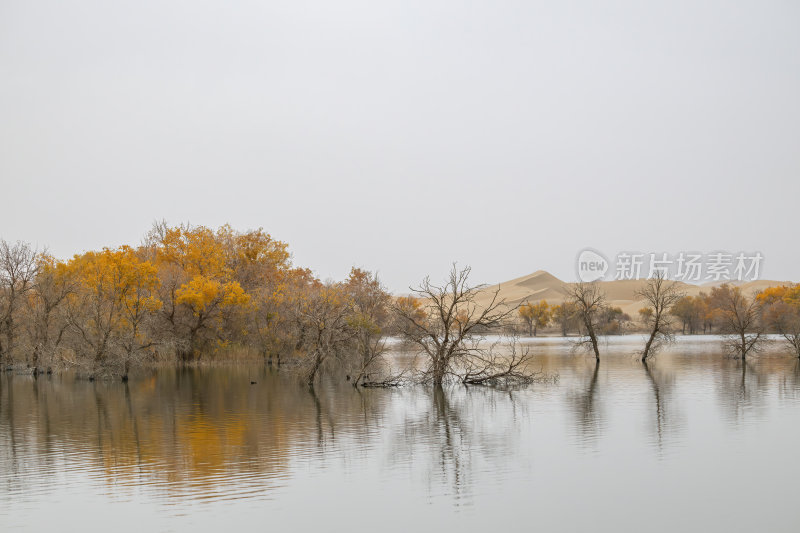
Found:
[2,336,799,532]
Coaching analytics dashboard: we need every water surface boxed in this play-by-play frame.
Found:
[2,336,799,532]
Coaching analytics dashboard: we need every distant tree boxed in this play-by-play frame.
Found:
[671,296,703,334]
[699,292,716,333]
[709,284,764,359]
[518,300,551,336]
[635,272,685,362]
[393,295,426,331]
[619,311,633,333]
[564,282,607,361]
[551,302,578,336]
[758,285,800,358]
[599,306,630,335]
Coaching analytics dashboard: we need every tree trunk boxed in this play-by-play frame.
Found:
[642,332,656,362]
[587,323,600,361]
[642,318,659,362]
[3,318,14,366]
[352,367,366,388]
[740,332,747,360]
[122,358,131,381]
[431,353,447,386]
[306,351,324,387]
[31,344,41,376]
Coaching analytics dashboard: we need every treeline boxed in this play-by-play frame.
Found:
[0,229,548,387]
[518,284,800,351]
[518,300,636,337]
[0,223,397,384]
[3,225,798,384]
[671,286,800,342]
[541,276,800,362]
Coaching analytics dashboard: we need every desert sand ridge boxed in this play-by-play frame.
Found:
[475,271,791,317]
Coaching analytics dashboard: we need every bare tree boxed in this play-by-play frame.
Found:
[710,284,763,360]
[564,282,606,361]
[24,255,74,374]
[0,240,39,367]
[393,264,536,387]
[460,335,545,386]
[294,281,354,387]
[636,271,685,362]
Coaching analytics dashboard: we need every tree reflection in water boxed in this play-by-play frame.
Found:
[568,361,602,445]
[2,348,800,519]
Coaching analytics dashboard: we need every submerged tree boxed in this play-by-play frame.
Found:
[636,272,685,362]
[293,281,353,387]
[342,268,393,387]
[394,264,537,387]
[285,268,398,388]
[564,282,606,361]
[459,335,543,386]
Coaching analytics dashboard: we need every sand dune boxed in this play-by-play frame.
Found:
[475,271,792,317]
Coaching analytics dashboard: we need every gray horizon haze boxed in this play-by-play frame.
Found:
[1,0,798,291]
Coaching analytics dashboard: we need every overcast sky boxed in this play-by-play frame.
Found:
[1,1,798,290]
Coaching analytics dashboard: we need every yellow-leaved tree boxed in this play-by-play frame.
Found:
[148,223,252,360]
[758,284,800,358]
[65,246,161,375]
